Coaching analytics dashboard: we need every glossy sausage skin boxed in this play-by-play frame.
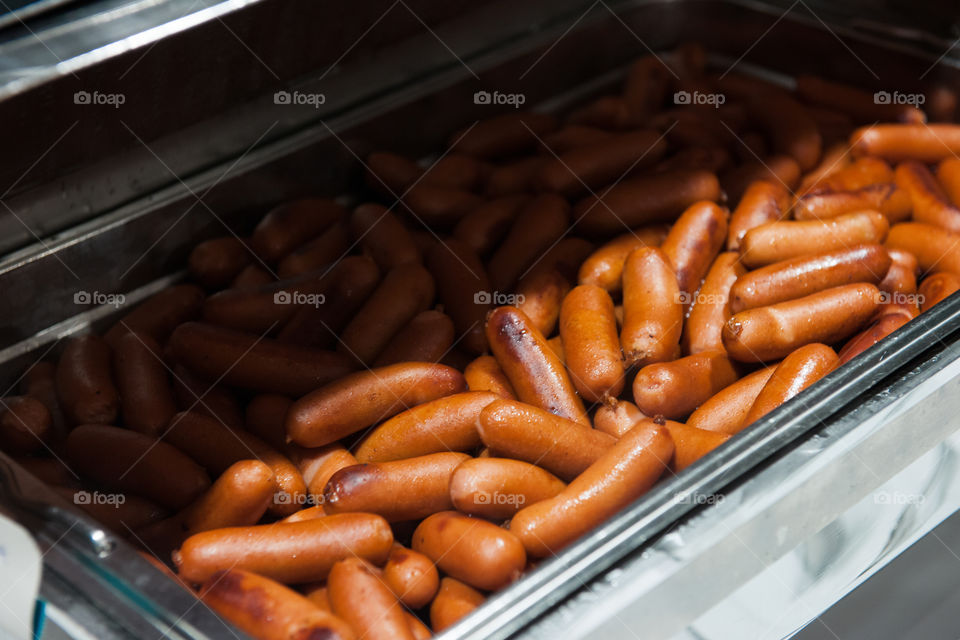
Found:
[727,180,789,251]
[683,252,746,355]
[919,272,960,311]
[559,285,625,403]
[729,244,891,313]
[885,223,960,277]
[286,362,466,448]
[741,343,839,426]
[792,184,911,223]
[660,201,729,300]
[180,460,275,536]
[56,335,119,426]
[665,421,731,471]
[328,557,415,640]
[850,124,960,163]
[463,355,516,398]
[354,391,498,462]
[838,313,911,364]
[632,350,739,420]
[723,283,880,362]
[685,366,775,435]
[382,543,439,610]
[592,398,647,438]
[577,225,669,292]
[477,399,615,481]
[449,457,566,520]
[620,247,683,367]
[509,419,673,557]
[412,511,526,591]
[739,212,889,268]
[486,306,589,425]
[430,578,485,633]
[323,452,470,522]
[895,161,960,233]
[174,513,393,584]
[200,569,355,640]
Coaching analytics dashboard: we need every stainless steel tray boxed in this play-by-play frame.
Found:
[1,0,959,638]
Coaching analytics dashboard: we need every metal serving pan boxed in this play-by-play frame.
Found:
[1,0,959,638]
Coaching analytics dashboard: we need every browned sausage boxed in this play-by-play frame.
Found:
[741,343,838,426]
[431,578,485,632]
[449,457,566,520]
[577,225,669,292]
[620,247,683,367]
[726,180,789,251]
[685,366,776,434]
[559,284,625,403]
[632,350,739,419]
[895,161,960,233]
[660,201,729,300]
[682,252,746,355]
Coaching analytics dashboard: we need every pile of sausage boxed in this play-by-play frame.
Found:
[4,45,960,640]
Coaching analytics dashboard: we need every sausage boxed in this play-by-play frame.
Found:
[487,194,569,291]
[168,322,357,396]
[366,151,422,196]
[484,157,545,196]
[574,169,721,236]
[566,96,634,130]
[451,112,558,159]
[381,543,439,609]
[170,364,244,428]
[577,225,669,293]
[477,399,615,481]
[463,355,515,399]
[655,146,732,174]
[850,124,960,163]
[632,350,739,419]
[838,313,912,365]
[535,129,668,196]
[328,557,415,640]
[723,283,880,362]
[15,455,79,488]
[559,284,625,403]
[66,424,209,510]
[804,156,893,193]
[180,460,275,536]
[113,332,176,436]
[163,411,307,517]
[337,263,435,365]
[685,366,776,434]
[250,199,345,262]
[726,180,789,251]
[620,247,683,367]
[741,343,839,426]
[449,457,566,520]
[485,306,588,425]
[796,142,854,193]
[104,284,204,347]
[795,75,926,124]
[793,183,912,223]
[420,153,487,191]
[430,577,485,633]
[277,220,351,279]
[188,236,252,289]
[280,505,326,523]
[202,269,339,334]
[20,362,67,441]
[742,93,822,170]
[286,362,466,447]
[355,392,498,462]
[350,204,422,270]
[426,239,492,354]
[244,393,291,450]
[402,184,482,227]
[660,201,729,300]
[919,271,960,311]
[524,237,596,283]
[452,195,529,256]
[895,161,960,233]
[232,264,275,288]
[200,569,355,640]
[721,155,801,204]
[593,398,647,438]
[515,269,570,337]
[682,252,746,355]
[739,211,889,268]
[885,222,960,276]
[56,335,119,425]
[624,55,672,119]
[540,125,614,153]
[61,488,166,533]
[289,444,357,503]
[509,419,672,557]
[412,511,526,591]
[729,244,892,313]
[879,248,919,299]
[174,513,393,584]
[323,452,470,522]
[936,157,960,208]
[372,310,455,366]
[664,421,731,471]
[276,256,381,349]
[0,397,51,454]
